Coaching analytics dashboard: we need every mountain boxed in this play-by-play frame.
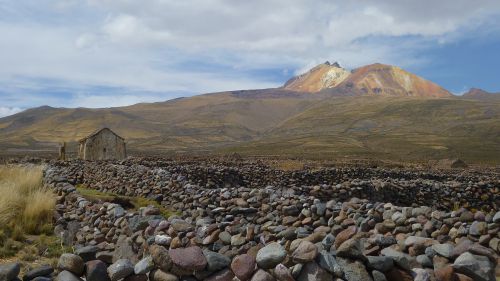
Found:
[283,62,452,98]
[283,61,351,92]
[463,88,500,100]
[1,62,499,164]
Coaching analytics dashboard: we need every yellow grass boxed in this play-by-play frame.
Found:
[0,165,55,235]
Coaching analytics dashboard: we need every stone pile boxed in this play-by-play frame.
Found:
[0,159,499,281]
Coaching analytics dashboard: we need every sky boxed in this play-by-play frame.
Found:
[1,0,500,117]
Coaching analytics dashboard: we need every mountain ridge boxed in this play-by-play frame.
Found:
[1,62,499,163]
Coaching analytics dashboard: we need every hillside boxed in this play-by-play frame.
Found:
[1,62,499,163]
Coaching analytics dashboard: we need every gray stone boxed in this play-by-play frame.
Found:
[372,270,387,281]
[469,221,487,236]
[231,234,247,246]
[149,269,179,281]
[412,268,431,281]
[273,264,294,281]
[150,245,172,272]
[75,245,99,262]
[453,252,495,281]
[113,236,138,263]
[321,234,334,250]
[431,243,454,259]
[416,255,433,268]
[203,250,231,273]
[0,263,20,281]
[336,258,373,281]
[336,238,364,260]
[493,211,500,223]
[56,270,83,281]
[381,247,415,271]
[23,265,53,281]
[85,260,110,281]
[250,269,275,281]
[296,262,332,281]
[366,256,394,272]
[134,256,154,275]
[58,254,84,276]
[256,242,287,269]
[108,259,134,281]
[316,250,343,277]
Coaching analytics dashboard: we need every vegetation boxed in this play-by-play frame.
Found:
[76,185,176,218]
[0,165,62,259]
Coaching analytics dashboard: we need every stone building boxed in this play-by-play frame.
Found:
[78,128,126,160]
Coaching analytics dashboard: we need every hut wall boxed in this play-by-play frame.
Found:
[80,129,126,160]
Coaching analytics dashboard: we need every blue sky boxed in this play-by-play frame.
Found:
[1,0,500,117]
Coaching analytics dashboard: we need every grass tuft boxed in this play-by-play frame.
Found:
[0,165,56,258]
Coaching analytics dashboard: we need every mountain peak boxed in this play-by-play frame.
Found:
[283,61,351,92]
[283,62,452,98]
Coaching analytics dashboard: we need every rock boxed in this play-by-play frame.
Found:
[453,252,495,281]
[336,258,373,281]
[381,246,415,271]
[149,269,179,281]
[469,221,487,236]
[0,263,20,281]
[366,256,394,272]
[412,268,431,281]
[231,254,256,281]
[150,245,172,272]
[129,215,164,232]
[372,270,387,281]
[336,238,364,260]
[203,250,231,273]
[385,267,413,281]
[169,246,207,271]
[434,266,456,281]
[75,245,99,262]
[250,269,275,281]
[256,242,287,269]
[432,243,454,259]
[334,226,357,248]
[490,211,500,223]
[58,253,85,276]
[231,234,247,246]
[291,241,318,263]
[154,235,172,246]
[317,251,342,277]
[416,255,433,268]
[113,236,138,263]
[134,256,154,275]
[96,251,114,264]
[56,270,83,281]
[296,262,332,281]
[204,269,234,281]
[273,264,294,281]
[30,277,52,281]
[124,274,148,281]
[85,260,110,281]
[23,265,53,281]
[107,259,134,281]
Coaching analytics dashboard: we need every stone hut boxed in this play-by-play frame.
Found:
[78,128,126,160]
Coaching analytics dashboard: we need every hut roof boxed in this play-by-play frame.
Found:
[79,128,124,143]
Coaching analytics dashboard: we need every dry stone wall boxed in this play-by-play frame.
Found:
[1,159,499,281]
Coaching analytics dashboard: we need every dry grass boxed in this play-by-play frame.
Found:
[0,165,55,236]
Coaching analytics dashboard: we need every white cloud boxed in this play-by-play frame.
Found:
[0,107,23,118]
[0,0,499,112]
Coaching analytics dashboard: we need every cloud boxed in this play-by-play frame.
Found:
[0,107,23,118]
[0,0,499,117]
